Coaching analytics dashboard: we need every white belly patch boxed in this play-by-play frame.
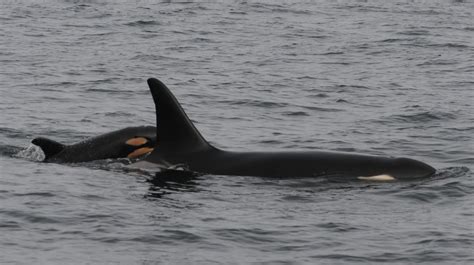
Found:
[357,174,396,181]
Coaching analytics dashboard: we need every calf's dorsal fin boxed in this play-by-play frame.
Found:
[147,78,212,153]
[31,137,65,160]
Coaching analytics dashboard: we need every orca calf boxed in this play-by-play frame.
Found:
[132,78,436,181]
[32,126,156,163]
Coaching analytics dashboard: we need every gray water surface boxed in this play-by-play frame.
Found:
[1,1,473,264]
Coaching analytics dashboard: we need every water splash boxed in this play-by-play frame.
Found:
[14,144,45,162]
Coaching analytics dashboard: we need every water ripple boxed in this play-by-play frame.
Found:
[1,1,472,264]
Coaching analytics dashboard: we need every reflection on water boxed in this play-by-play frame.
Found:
[146,169,202,199]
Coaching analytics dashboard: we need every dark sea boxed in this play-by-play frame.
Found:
[1,0,473,264]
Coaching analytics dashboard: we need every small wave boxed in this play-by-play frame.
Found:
[446,157,474,165]
[383,111,457,124]
[319,51,344,55]
[162,229,203,243]
[1,210,61,224]
[378,38,414,43]
[391,167,471,203]
[84,88,122,93]
[212,227,279,244]
[271,7,312,15]
[0,127,29,139]
[258,139,283,145]
[218,99,288,108]
[86,78,121,85]
[312,93,329,98]
[12,192,56,198]
[0,221,20,228]
[315,222,361,232]
[282,111,310,116]
[191,37,214,43]
[131,54,176,61]
[281,32,327,39]
[84,31,118,37]
[279,194,314,202]
[397,30,430,36]
[125,20,161,27]
[403,42,469,49]
[62,23,100,29]
[301,105,343,112]
[405,8,450,16]
[320,61,352,66]
[417,59,459,66]
[296,75,318,80]
[393,189,440,203]
[103,111,136,117]
[0,144,23,158]
[128,234,170,245]
[433,167,471,180]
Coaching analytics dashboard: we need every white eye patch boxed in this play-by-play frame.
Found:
[126,137,148,146]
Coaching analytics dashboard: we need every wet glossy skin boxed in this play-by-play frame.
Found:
[141,78,435,180]
[32,126,156,163]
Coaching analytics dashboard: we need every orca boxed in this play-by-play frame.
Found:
[32,126,156,163]
[132,78,436,181]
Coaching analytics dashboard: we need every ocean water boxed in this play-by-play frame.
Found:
[0,1,473,264]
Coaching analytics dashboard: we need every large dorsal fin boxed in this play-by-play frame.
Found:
[147,78,212,153]
[31,137,65,160]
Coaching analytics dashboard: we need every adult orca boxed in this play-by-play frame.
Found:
[132,78,436,181]
[32,126,156,163]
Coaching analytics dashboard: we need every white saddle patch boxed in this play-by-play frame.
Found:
[357,174,396,181]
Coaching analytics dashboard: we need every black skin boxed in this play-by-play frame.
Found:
[31,78,436,180]
[32,126,156,163]
[135,78,435,180]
